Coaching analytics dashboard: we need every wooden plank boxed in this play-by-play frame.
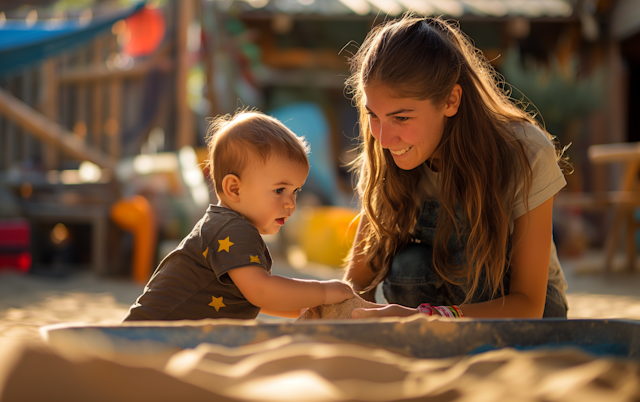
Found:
[0,87,116,170]
[58,42,172,84]
[588,142,640,164]
[262,48,349,70]
[57,58,173,84]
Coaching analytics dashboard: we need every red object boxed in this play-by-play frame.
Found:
[0,252,31,272]
[122,6,166,57]
[0,218,31,272]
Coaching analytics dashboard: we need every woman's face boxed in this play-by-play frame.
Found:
[363,81,460,171]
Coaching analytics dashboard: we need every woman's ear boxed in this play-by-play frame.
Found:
[221,174,241,202]
[444,83,462,117]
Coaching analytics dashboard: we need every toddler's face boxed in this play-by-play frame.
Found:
[237,157,309,235]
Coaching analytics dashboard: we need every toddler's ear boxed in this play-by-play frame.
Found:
[221,174,241,202]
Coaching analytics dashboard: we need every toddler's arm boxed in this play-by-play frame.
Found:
[228,267,354,312]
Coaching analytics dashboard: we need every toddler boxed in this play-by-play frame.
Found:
[124,110,354,321]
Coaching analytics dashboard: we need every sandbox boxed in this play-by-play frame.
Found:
[41,316,640,361]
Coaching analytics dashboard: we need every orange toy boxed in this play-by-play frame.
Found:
[110,195,157,283]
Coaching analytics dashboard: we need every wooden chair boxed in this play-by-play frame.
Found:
[557,142,640,272]
[589,142,640,272]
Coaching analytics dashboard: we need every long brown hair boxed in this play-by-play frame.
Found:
[345,15,570,303]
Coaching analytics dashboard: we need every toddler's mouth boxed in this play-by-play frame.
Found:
[276,218,285,225]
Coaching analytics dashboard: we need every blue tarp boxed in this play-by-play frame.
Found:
[0,2,145,76]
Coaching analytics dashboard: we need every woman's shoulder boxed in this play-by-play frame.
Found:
[507,120,554,149]
[506,121,560,165]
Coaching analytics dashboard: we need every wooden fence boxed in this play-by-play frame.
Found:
[0,0,195,174]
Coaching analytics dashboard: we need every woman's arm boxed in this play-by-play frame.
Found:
[458,196,553,318]
[353,197,555,319]
[228,267,354,312]
[342,214,378,302]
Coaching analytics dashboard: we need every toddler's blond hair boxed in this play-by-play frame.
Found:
[206,110,310,194]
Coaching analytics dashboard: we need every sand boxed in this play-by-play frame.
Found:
[1,254,640,401]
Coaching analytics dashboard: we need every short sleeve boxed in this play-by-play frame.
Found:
[204,217,269,279]
[512,123,567,220]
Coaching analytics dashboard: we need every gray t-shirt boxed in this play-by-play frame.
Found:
[417,121,568,304]
[124,205,271,321]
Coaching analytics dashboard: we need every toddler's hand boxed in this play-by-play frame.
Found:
[322,280,355,305]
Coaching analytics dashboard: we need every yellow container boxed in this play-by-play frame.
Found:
[297,206,360,268]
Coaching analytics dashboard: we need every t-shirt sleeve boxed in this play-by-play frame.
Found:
[204,218,269,279]
[512,124,567,220]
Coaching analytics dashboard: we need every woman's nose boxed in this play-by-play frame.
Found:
[375,122,397,148]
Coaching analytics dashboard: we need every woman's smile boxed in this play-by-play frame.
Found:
[389,145,413,156]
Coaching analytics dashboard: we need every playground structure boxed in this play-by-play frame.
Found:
[1,0,638,279]
[0,0,360,280]
[0,1,203,280]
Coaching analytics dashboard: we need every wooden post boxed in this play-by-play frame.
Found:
[75,49,89,143]
[3,80,16,169]
[201,0,219,117]
[106,34,122,160]
[91,37,105,152]
[175,0,194,148]
[21,71,34,165]
[3,110,16,170]
[39,59,60,169]
[107,79,122,159]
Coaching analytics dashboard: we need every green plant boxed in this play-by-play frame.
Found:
[500,47,605,142]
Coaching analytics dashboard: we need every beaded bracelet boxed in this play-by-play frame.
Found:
[433,305,455,318]
[417,303,434,315]
[417,303,464,318]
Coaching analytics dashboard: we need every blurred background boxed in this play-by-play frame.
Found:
[0,0,638,285]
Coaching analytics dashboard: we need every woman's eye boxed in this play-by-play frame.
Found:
[367,111,378,119]
[395,116,409,122]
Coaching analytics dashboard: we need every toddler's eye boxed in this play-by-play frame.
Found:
[275,188,284,194]
[294,188,302,197]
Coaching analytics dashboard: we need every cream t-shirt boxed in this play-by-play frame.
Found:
[416,121,568,304]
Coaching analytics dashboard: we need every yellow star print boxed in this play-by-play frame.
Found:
[218,237,234,252]
[250,255,260,264]
[209,296,225,312]
[202,247,209,258]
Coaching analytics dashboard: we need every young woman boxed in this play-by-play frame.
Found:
[343,15,571,319]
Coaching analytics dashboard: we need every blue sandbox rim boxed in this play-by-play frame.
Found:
[42,317,640,361]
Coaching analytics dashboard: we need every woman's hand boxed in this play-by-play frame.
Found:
[352,303,419,319]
